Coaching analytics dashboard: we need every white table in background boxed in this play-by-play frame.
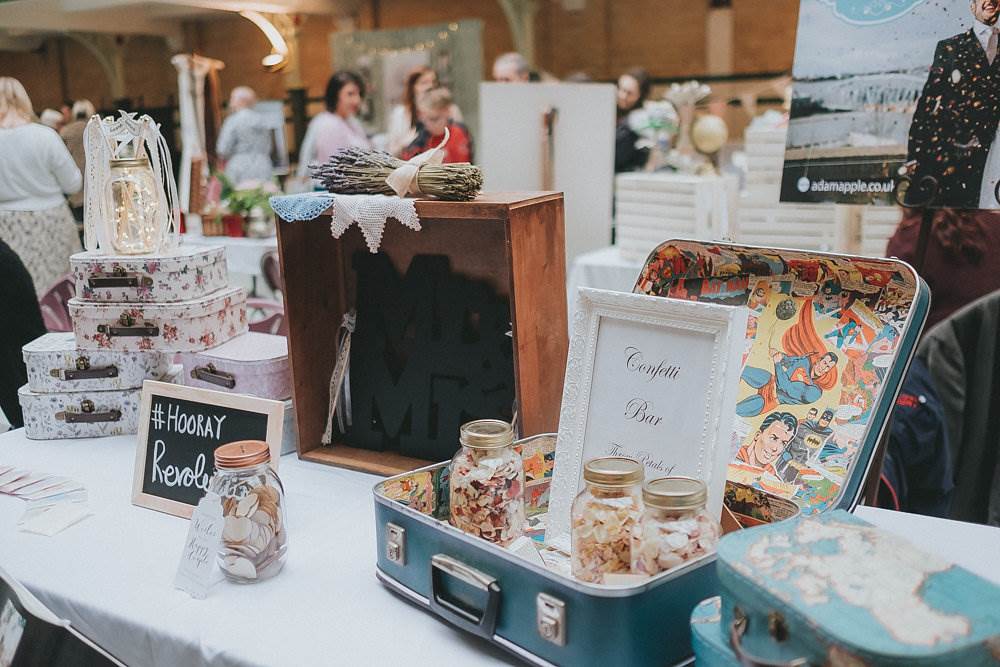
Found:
[182,234,278,297]
[0,428,997,666]
[566,245,644,322]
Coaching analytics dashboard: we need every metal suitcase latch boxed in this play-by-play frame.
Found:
[191,364,236,389]
[536,593,566,647]
[730,606,808,667]
[57,399,122,424]
[385,523,405,565]
[51,356,119,381]
[97,313,159,337]
[88,266,153,289]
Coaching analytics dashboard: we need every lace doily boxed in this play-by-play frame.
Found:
[269,192,420,253]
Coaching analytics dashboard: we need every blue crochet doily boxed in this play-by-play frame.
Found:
[269,192,335,222]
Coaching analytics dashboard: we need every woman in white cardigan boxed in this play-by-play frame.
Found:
[0,77,82,295]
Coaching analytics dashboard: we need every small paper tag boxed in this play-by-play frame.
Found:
[506,536,546,567]
[174,492,224,599]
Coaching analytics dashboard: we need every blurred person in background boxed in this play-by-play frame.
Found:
[886,208,1000,330]
[0,77,81,296]
[39,108,63,131]
[216,86,274,185]
[59,99,95,222]
[615,67,651,172]
[400,87,473,163]
[386,67,463,157]
[492,52,531,82]
[297,71,370,179]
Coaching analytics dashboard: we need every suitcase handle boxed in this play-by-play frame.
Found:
[57,399,122,424]
[429,554,501,639]
[88,267,153,289]
[52,356,119,382]
[730,607,809,667]
[97,313,159,338]
[191,364,236,389]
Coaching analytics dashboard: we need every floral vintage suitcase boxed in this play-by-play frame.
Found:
[69,245,228,303]
[68,286,247,353]
[22,332,171,394]
[17,385,141,440]
[177,332,291,400]
[691,510,1000,666]
[373,241,929,665]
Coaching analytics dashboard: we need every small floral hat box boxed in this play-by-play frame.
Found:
[69,245,228,303]
[178,332,291,401]
[18,385,141,440]
[69,286,248,353]
[22,332,171,394]
[691,510,1000,666]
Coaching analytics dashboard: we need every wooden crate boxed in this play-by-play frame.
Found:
[275,192,568,475]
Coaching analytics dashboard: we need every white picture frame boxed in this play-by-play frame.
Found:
[546,287,748,544]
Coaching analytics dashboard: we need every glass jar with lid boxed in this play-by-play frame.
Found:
[631,476,720,576]
[570,457,644,583]
[209,440,287,583]
[107,156,162,254]
[449,419,525,546]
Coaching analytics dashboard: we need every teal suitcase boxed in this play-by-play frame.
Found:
[374,241,930,665]
[692,510,1000,666]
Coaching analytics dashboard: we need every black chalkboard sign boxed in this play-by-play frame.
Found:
[132,381,284,518]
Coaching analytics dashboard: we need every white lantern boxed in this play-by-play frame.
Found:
[83,111,180,255]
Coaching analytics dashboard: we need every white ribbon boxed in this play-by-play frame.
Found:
[384,126,450,197]
[322,309,356,445]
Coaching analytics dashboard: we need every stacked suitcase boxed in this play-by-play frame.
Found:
[17,245,248,439]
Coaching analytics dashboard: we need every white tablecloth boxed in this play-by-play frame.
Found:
[565,246,644,322]
[0,431,514,667]
[182,235,277,278]
[0,429,997,666]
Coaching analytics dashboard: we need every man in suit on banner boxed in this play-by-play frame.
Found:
[905,0,1000,208]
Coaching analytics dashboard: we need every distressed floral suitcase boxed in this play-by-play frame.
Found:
[373,241,929,665]
[691,510,1000,666]
[69,245,228,303]
[17,385,141,440]
[178,332,291,400]
[22,332,170,393]
[69,286,247,353]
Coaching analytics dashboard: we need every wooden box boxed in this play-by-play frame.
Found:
[275,192,568,475]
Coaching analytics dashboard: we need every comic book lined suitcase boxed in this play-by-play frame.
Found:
[22,332,171,394]
[69,245,228,303]
[374,241,929,666]
[68,286,247,353]
[691,510,1000,666]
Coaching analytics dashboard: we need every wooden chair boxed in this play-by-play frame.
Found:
[260,250,283,297]
[246,298,287,336]
[37,275,76,333]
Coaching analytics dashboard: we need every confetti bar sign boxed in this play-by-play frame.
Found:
[132,381,284,518]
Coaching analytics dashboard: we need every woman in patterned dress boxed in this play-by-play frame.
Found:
[0,77,82,296]
[216,86,275,185]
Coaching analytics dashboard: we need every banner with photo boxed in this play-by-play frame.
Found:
[782,0,1000,208]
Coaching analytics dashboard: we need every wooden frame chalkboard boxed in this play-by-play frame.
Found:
[131,381,284,518]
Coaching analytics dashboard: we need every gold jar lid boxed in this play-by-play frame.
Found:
[215,440,271,468]
[109,157,152,169]
[642,476,707,510]
[582,456,643,487]
[459,419,514,449]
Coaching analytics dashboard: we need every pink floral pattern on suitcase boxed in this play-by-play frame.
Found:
[70,246,228,303]
[178,332,291,400]
[69,287,248,353]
